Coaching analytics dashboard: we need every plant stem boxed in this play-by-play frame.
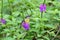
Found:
[43,0,45,4]
[41,12,43,18]
[8,0,12,20]
[1,0,3,18]
[41,0,45,18]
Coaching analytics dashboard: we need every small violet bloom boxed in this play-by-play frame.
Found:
[0,18,6,24]
[40,4,46,12]
[22,21,30,30]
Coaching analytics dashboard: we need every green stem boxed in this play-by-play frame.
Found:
[8,0,12,20]
[41,12,43,18]
[41,0,45,18]
[1,0,3,18]
[43,0,45,4]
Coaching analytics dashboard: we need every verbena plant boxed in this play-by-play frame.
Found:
[0,0,60,40]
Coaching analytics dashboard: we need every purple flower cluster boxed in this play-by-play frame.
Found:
[40,4,46,12]
[0,18,6,24]
[22,21,30,30]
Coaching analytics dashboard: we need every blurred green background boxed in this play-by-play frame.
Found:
[0,0,60,40]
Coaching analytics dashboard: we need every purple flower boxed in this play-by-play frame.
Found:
[40,4,46,12]
[22,21,30,30]
[0,18,6,24]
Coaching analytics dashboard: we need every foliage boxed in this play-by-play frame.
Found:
[0,0,60,40]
